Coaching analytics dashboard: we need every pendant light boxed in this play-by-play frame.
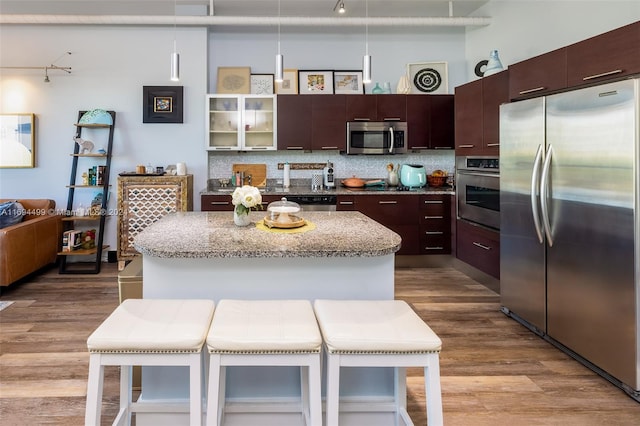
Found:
[362,0,371,83]
[170,0,179,81]
[275,0,283,82]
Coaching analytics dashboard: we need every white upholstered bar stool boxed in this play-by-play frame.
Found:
[313,299,443,426]
[85,299,215,426]
[205,299,323,426]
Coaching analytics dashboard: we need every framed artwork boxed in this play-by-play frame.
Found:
[0,113,35,168]
[298,70,334,95]
[217,66,251,94]
[406,62,449,94]
[333,70,365,94]
[250,74,275,95]
[143,86,184,123]
[275,69,298,94]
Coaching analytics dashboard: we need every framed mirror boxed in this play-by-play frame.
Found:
[0,113,35,168]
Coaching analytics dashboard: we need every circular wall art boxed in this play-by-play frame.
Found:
[406,62,448,94]
[413,68,442,93]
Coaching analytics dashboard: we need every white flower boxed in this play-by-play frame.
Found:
[231,185,263,214]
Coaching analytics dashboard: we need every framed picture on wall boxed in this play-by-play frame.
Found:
[143,86,184,123]
[217,67,251,94]
[0,113,36,168]
[250,74,275,94]
[275,69,298,94]
[333,70,364,94]
[406,62,448,94]
[298,70,334,95]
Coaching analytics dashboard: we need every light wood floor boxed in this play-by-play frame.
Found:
[1,263,639,425]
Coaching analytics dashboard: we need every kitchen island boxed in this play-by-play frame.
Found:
[133,210,402,425]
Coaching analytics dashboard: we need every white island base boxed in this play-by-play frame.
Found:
[137,254,408,426]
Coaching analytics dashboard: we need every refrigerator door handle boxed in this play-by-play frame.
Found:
[530,144,544,244]
[540,144,554,247]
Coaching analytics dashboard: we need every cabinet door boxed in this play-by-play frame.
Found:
[455,80,483,155]
[376,95,407,121]
[312,95,346,151]
[406,95,431,149]
[429,95,455,150]
[346,95,376,121]
[508,48,567,100]
[566,21,640,87]
[419,195,451,254]
[243,95,276,151]
[482,70,509,155]
[456,219,500,279]
[206,95,241,150]
[201,195,234,211]
[277,95,312,150]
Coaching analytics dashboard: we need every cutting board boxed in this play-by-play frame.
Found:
[232,163,267,187]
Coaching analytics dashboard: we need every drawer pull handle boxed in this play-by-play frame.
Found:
[583,69,622,81]
[378,200,398,205]
[383,118,401,121]
[425,231,444,235]
[458,144,475,148]
[424,215,444,219]
[353,118,371,121]
[321,146,339,150]
[434,146,451,150]
[339,201,354,205]
[424,200,443,204]
[209,201,229,205]
[250,147,269,150]
[473,241,492,250]
[286,146,305,150]
[486,143,500,147]
[425,246,444,250]
[519,86,545,95]
[213,147,233,150]
[411,146,429,149]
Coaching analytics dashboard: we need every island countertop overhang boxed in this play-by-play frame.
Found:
[133,211,402,259]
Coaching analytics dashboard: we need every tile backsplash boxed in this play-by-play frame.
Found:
[208,150,454,185]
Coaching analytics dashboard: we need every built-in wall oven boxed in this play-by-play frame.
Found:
[456,156,500,230]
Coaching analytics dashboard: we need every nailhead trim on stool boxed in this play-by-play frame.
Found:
[313,299,443,426]
[85,299,215,426]
[205,299,323,426]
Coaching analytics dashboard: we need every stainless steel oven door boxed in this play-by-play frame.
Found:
[456,170,500,230]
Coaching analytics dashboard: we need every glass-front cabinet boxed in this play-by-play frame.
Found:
[206,94,276,151]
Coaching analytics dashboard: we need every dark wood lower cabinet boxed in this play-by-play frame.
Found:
[201,194,234,211]
[456,219,500,279]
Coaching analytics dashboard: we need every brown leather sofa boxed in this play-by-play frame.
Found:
[0,199,63,286]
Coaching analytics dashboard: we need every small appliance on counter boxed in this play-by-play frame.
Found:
[399,164,427,188]
[323,161,335,188]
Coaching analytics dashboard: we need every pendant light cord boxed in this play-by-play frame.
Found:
[277,0,281,55]
[365,0,369,55]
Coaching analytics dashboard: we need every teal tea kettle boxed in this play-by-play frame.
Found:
[399,164,427,188]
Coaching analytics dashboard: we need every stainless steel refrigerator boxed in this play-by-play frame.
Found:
[500,78,639,401]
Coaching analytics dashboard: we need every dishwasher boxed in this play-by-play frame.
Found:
[283,195,337,211]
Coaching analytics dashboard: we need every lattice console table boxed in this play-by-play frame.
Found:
[117,174,193,269]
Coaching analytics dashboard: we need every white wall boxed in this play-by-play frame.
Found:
[465,1,640,81]
[0,25,208,254]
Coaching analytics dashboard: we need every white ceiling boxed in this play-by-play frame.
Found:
[0,0,490,18]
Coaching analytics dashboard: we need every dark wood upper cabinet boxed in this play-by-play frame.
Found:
[406,95,454,150]
[566,21,640,87]
[345,95,406,122]
[508,47,568,100]
[311,95,346,151]
[454,79,483,155]
[482,70,509,155]
[277,95,312,150]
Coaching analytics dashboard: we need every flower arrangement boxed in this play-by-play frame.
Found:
[231,185,263,216]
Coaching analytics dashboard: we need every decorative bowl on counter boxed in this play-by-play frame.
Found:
[427,175,447,187]
[264,197,306,229]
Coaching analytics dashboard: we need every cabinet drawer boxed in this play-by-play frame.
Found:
[419,229,450,254]
[456,220,500,278]
[201,195,233,211]
[355,195,419,225]
[336,195,356,211]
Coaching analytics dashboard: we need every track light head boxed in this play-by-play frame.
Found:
[333,0,346,14]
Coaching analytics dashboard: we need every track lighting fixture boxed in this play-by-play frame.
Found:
[0,52,72,83]
[333,1,346,14]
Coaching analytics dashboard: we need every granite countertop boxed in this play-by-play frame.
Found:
[200,184,455,197]
[134,211,402,259]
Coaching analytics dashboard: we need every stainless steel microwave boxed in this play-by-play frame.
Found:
[346,121,408,155]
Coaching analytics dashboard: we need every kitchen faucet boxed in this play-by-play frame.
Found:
[245,174,252,185]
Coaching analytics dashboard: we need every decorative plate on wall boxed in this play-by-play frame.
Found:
[406,62,448,95]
